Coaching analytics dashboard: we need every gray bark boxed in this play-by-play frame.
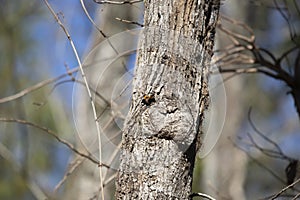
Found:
[115,0,220,199]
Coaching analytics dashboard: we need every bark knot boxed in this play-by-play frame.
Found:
[141,98,194,145]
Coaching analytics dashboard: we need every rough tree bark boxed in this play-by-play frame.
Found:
[115,0,220,199]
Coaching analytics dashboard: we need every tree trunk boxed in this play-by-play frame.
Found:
[115,0,220,199]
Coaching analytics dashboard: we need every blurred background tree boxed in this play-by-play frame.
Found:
[0,0,94,199]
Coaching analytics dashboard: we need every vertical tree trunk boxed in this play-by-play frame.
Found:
[115,0,220,199]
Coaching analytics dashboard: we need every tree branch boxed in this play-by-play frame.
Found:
[0,118,109,168]
[93,0,142,5]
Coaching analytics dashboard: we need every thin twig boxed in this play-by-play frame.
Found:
[271,178,300,199]
[246,131,285,160]
[221,14,255,39]
[273,0,297,43]
[248,108,291,161]
[291,193,300,200]
[190,192,216,200]
[219,66,281,81]
[277,45,299,64]
[80,0,106,37]
[0,67,79,104]
[115,17,144,27]
[93,0,142,5]
[54,157,85,193]
[232,136,286,184]
[292,192,300,200]
[89,172,118,200]
[0,143,48,200]
[42,1,105,199]
[80,0,122,55]
[0,118,109,168]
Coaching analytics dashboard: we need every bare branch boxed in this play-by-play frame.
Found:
[248,108,291,160]
[273,0,298,43]
[257,47,277,63]
[218,24,254,44]
[0,67,79,104]
[271,178,300,199]
[219,66,282,81]
[54,157,85,194]
[246,131,285,160]
[292,192,300,200]
[42,1,105,198]
[219,15,255,43]
[294,0,300,17]
[217,14,297,90]
[93,0,143,5]
[115,17,144,27]
[232,137,286,184]
[0,118,109,168]
[89,172,118,200]
[278,45,299,64]
[0,143,48,200]
[190,192,216,200]
[80,0,106,37]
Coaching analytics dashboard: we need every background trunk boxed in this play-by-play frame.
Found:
[115,0,220,199]
[66,3,141,199]
[200,1,248,199]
